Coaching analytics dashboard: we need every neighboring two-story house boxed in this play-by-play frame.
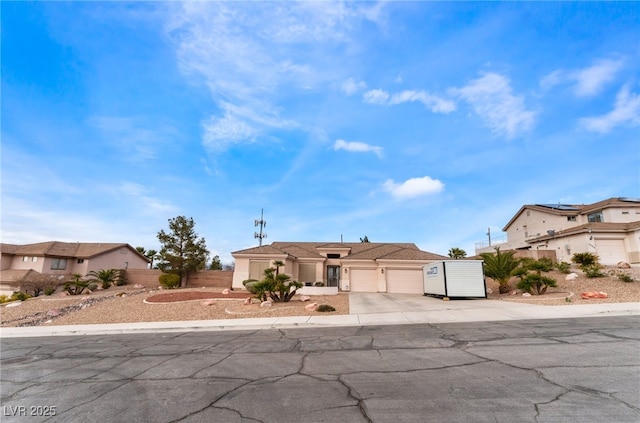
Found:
[0,241,149,291]
[232,242,447,294]
[475,198,640,265]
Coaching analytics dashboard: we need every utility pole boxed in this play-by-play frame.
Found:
[487,227,492,247]
[254,209,267,246]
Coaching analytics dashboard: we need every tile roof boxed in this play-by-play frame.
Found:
[527,221,640,242]
[503,197,640,230]
[0,242,147,260]
[233,242,444,261]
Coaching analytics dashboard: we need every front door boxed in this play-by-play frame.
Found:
[327,265,340,287]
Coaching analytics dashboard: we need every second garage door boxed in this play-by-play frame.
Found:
[350,269,378,292]
[595,239,627,265]
[386,269,424,294]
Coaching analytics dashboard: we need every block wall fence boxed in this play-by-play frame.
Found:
[124,269,233,289]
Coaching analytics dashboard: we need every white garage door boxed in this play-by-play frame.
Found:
[595,239,627,265]
[350,269,378,292]
[386,269,424,294]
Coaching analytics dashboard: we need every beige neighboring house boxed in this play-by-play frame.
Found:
[232,242,447,294]
[0,241,150,292]
[475,197,640,265]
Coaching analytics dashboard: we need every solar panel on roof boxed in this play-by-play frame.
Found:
[536,204,579,211]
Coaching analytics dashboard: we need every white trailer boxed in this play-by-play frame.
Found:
[423,260,486,298]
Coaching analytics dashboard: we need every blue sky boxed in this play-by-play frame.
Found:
[2,2,639,264]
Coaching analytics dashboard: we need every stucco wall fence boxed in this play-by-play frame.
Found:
[125,269,233,289]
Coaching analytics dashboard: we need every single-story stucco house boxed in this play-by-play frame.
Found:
[232,242,448,294]
[0,241,149,293]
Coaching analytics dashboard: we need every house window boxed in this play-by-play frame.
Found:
[22,256,29,262]
[588,211,603,223]
[567,216,576,222]
[32,257,38,262]
[622,211,629,215]
[327,253,341,259]
[298,263,316,283]
[77,259,85,264]
[51,258,68,270]
[249,260,270,280]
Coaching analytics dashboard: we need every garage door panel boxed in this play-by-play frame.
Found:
[386,269,423,294]
[351,269,378,292]
[595,239,626,265]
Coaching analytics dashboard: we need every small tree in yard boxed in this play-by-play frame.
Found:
[252,260,303,303]
[157,216,209,287]
[64,273,90,295]
[480,248,520,294]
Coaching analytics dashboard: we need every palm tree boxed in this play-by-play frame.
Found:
[86,268,117,289]
[146,249,158,268]
[479,248,520,294]
[448,247,467,259]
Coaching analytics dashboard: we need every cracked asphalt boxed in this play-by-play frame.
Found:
[1,316,639,422]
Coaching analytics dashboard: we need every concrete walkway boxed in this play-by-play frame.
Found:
[1,294,638,338]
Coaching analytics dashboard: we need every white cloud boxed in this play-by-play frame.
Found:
[389,90,456,113]
[89,116,178,162]
[540,59,624,97]
[363,89,390,104]
[202,113,259,152]
[165,2,387,153]
[334,139,383,158]
[342,77,367,95]
[383,176,444,199]
[453,73,536,139]
[364,88,455,113]
[572,59,623,97]
[580,85,640,133]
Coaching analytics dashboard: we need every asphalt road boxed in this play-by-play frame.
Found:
[1,316,639,423]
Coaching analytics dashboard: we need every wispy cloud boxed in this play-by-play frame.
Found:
[116,182,179,216]
[580,85,640,133]
[89,116,178,162]
[334,139,383,158]
[452,73,536,139]
[341,77,367,95]
[165,2,385,154]
[363,88,455,113]
[540,59,624,97]
[383,176,444,199]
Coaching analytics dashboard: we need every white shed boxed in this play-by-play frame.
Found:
[423,260,486,298]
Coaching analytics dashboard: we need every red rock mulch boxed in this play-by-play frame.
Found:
[145,291,250,303]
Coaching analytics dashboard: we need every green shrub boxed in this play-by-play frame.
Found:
[618,273,634,283]
[0,295,9,303]
[114,269,127,286]
[314,282,325,287]
[10,291,32,301]
[555,261,571,274]
[159,273,181,289]
[572,252,599,268]
[316,304,336,312]
[44,286,57,296]
[583,264,605,278]
[516,274,557,295]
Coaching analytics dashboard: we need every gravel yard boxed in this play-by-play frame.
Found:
[1,266,638,328]
[0,288,349,327]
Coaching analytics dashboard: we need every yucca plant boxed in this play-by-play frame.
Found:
[480,248,521,294]
[253,260,303,303]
